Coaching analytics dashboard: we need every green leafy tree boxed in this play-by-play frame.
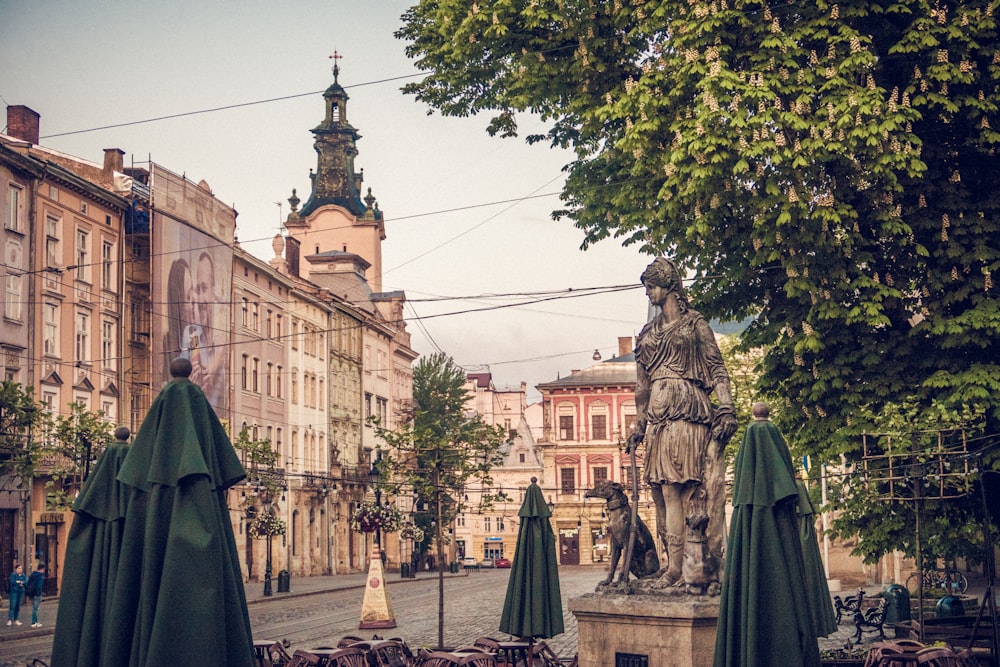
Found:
[373,352,507,649]
[0,381,48,565]
[398,1,1000,560]
[0,381,46,486]
[232,426,286,530]
[45,402,115,509]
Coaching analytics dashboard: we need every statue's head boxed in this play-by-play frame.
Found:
[640,257,684,294]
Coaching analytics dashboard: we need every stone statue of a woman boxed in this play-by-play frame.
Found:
[628,257,737,594]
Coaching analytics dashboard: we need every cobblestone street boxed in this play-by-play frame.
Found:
[0,565,988,665]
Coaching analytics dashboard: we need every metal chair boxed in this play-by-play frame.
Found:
[286,650,323,667]
[337,635,365,648]
[367,639,413,667]
[472,637,501,653]
[321,647,369,667]
[914,646,979,667]
[267,641,294,666]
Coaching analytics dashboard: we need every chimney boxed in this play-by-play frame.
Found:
[103,148,125,181]
[618,336,633,357]
[6,105,40,144]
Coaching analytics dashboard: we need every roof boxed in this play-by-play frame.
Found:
[536,358,637,389]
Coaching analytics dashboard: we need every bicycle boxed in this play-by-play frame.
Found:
[905,567,969,595]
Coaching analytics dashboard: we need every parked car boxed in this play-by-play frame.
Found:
[494,556,511,568]
[479,558,495,568]
[461,556,479,568]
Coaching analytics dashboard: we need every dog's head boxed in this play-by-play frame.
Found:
[584,479,625,501]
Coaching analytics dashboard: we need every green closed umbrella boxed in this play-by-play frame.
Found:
[500,477,564,642]
[102,359,255,667]
[51,436,131,667]
[713,414,821,667]
[796,478,839,638]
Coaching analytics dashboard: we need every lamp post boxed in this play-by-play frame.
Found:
[263,507,273,597]
[369,452,383,559]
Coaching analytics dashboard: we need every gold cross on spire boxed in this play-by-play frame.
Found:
[329,49,342,81]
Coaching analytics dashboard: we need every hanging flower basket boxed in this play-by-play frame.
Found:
[248,511,286,538]
[400,521,425,543]
[350,500,403,534]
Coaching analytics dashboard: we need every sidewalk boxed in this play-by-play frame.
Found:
[0,567,466,643]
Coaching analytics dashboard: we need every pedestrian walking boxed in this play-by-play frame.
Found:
[26,563,46,627]
[7,564,26,626]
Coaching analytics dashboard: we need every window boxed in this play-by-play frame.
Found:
[241,298,249,327]
[43,303,58,355]
[76,311,90,362]
[241,355,248,389]
[291,320,298,350]
[519,453,526,463]
[593,466,608,485]
[251,357,259,393]
[561,468,576,494]
[6,184,22,232]
[251,303,259,332]
[265,309,272,338]
[484,517,492,533]
[5,273,21,321]
[266,362,273,396]
[591,414,607,441]
[275,366,283,398]
[275,313,282,338]
[101,241,114,290]
[76,229,89,282]
[102,320,115,370]
[291,371,298,404]
[624,413,637,435]
[101,399,116,422]
[559,415,574,441]
[364,393,372,423]
[45,215,60,267]
[498,517,505,533]
[376,396,388,424]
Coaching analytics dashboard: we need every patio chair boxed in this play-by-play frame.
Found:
[338,635,365,648]
[322,647,369,667]
[530,642,564,667]
[286,650,323,667]
[472,637,501,652]
[914,646,979,667]
[368,639,413,667]
[267,640,294,666]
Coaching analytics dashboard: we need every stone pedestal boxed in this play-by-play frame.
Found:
[569,593,719,667]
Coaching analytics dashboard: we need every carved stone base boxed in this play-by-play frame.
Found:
[569,593,719,667]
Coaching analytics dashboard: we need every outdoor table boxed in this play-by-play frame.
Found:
[252,639,277,667]
[496,641,532,666]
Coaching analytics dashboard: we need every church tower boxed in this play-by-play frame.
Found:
[284,55,385,292]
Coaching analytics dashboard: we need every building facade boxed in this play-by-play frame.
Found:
[536,337,656,566]
[0,62,416,591]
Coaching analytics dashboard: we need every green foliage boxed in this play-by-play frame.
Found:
[45,402,114,509]
[827,399,990,564]
[373,352,508,529]
[0,381,47,491]
[231,426,286,514]
[399,1,1000,560]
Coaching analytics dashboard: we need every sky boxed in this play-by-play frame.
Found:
[0,0,654,401]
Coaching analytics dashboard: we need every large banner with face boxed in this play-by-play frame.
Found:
[151,164,235,415]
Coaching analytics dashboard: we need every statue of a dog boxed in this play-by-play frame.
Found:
[585,480,660,586]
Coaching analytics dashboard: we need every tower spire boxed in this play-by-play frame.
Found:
[329,49,342,83]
